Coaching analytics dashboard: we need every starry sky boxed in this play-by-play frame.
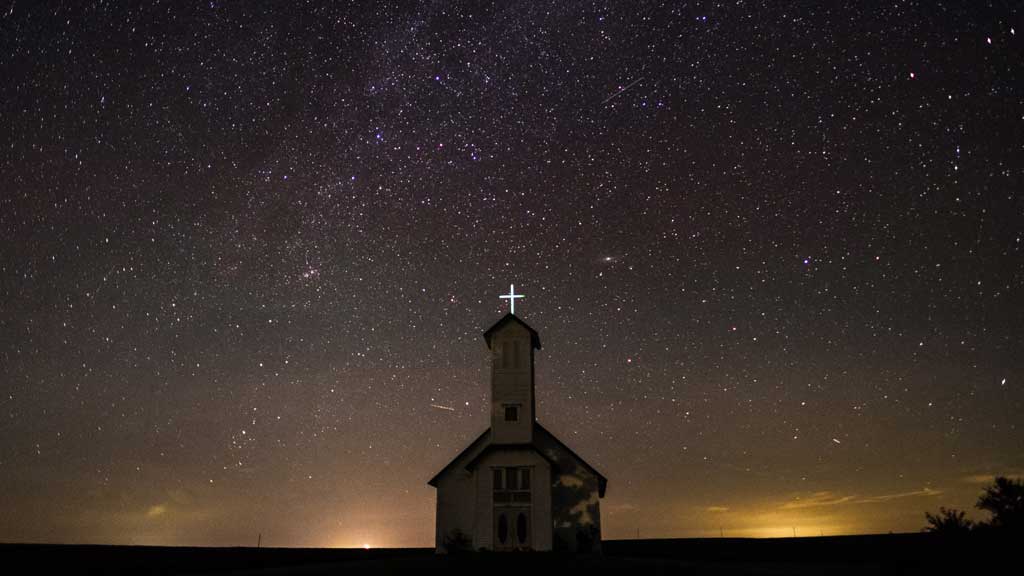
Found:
[2,0,1022,548]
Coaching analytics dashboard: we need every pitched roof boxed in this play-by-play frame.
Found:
[426,428,490,487]
[426,422,607,498]
[483,313,542,350]
[463,442,557,471]
[534,421,608,498]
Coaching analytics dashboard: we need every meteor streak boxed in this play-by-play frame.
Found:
[602,77,644,104]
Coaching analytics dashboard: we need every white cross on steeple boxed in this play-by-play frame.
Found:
[499,284,524,315]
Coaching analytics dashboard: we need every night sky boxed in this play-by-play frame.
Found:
[2,1,1022,548]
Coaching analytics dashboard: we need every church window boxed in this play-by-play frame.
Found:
[504,405,519,422]
[494,467,531,504]
[500,340,521,369]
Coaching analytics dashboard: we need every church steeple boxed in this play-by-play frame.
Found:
[430,293,607,553]
[483,313,541,444]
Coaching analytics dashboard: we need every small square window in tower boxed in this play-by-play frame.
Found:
[504,405,519,422]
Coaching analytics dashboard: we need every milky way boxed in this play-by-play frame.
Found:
[1,1,1021,547]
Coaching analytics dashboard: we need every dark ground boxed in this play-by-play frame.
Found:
[0,534,1008,575]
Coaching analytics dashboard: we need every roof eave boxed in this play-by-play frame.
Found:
[426,428,491,487]
[482,313,542,350]
[534,421,608,497]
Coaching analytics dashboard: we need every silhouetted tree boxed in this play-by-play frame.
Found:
[924,507,973,534]
[976,476,1024,531]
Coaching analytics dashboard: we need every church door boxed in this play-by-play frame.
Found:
[492,467,532,550]
[493,507,530,550]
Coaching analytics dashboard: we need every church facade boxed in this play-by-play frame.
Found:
[428,313,607,553]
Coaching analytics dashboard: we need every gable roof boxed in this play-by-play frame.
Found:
[426,428,490,487]
[426,422,607,498]
[535,421,608,498]
[463,442,557,471]
[483,313,542,350]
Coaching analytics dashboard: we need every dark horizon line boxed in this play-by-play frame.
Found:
[0,531,935,550]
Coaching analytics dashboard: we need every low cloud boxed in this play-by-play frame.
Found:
[705,506,730,513]
[857,487,941,503]
[780,488,941,510]
[780,492,855,510]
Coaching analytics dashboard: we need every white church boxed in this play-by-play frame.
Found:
[428,286,608,552]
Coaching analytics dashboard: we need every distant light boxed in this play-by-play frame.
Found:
[363,543,371,550]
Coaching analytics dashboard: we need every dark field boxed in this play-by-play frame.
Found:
[0,534,1007,575]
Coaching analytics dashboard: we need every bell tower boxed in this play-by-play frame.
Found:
[484,287,541,444]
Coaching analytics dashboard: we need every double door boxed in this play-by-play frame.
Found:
[493,506,531,550]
